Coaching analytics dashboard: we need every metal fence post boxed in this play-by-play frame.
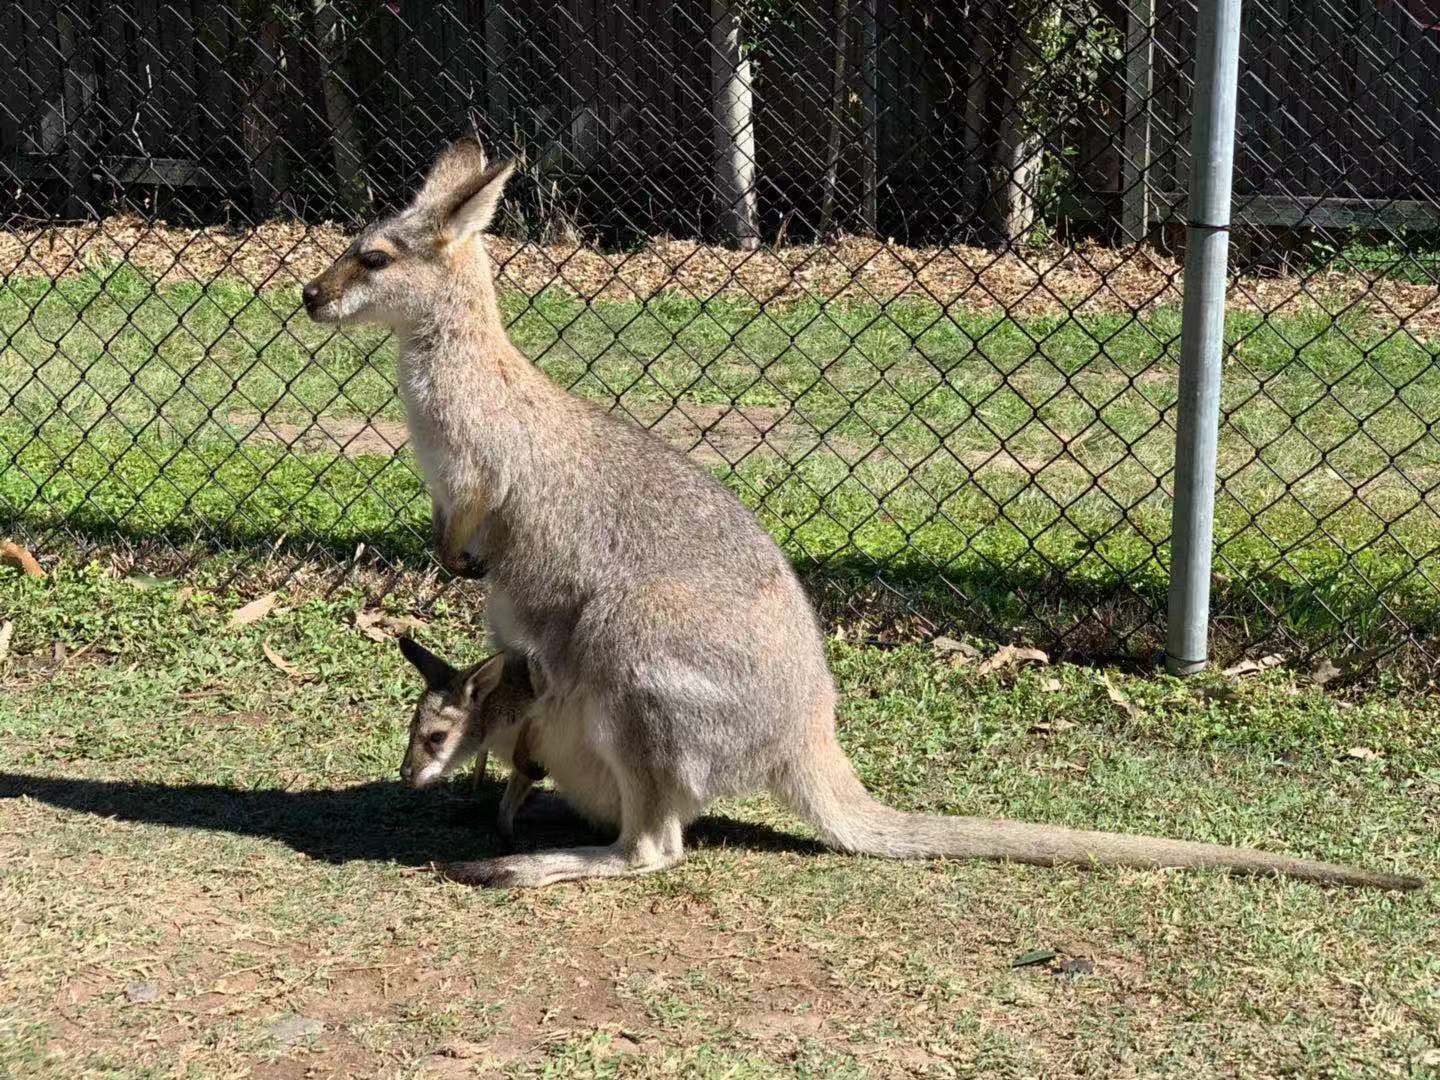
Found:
[1165,0,1244,676]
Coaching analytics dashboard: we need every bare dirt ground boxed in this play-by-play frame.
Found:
[5,215,1439,335]
[2,560,1437,1078]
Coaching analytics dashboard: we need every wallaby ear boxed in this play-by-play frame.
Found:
[414,138,489,209]
[398,636,456,691]
[459,653,506,704]
[440,158,516,242]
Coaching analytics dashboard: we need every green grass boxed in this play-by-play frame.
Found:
[1302,232,1440,286]
[5,264,1440,660]
[0,563,1436,1077]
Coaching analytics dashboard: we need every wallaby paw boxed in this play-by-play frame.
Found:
[442,857,520,888]
[452,554,487,580]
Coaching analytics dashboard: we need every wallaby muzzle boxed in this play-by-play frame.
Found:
[302,259,360,321]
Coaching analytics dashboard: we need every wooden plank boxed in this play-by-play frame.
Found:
[1252,0,1286,201]
[484,0,510,135]
[55,3,96,216]
[860,0,878,234]
[99,1,135,156]
[1121,0,1153,242]
[0,1,29,155]
[1065,191,1440,231]
[1176,0,1198,204]
[10,153,225,188]
[879,0,900,177]
[1388,0,1425,201]
[131,0,165,157]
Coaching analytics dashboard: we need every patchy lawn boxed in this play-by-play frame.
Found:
[8,264,1440,662]
[1,561,1437,1077]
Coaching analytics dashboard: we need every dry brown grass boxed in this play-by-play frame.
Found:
[5,215,1440,336]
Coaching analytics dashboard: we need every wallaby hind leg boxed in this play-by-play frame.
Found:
[469,750,489,798]
[445,762,686,888]
[495,772,534,842]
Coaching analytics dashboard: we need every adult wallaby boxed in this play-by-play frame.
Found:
[304,139,1420,892]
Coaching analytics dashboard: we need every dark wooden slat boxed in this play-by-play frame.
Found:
[1065,191,1440,231]
[11,152,225,188]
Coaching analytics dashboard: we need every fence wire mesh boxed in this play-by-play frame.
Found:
[3,0,1440,680]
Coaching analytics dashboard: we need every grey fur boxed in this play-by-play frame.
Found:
[309,139,1422,893]
[397,639,544,840]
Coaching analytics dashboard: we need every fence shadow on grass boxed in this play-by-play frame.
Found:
[0,772,827,869]
[10,486,1437,677]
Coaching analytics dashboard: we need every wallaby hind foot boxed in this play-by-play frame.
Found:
[446,747,688,888]
[448,772,685,887]
[445,837,685,888]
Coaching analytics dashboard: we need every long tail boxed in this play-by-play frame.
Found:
[775,738,1421,891]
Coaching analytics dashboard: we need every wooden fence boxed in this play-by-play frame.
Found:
[2,0,1439,243]
[1091,0,1440,237]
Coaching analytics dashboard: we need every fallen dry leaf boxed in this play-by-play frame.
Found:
[0,620,12,663]
[354,609,427,643]
[262,639,305,680]
[124,982,160,1005]
[1100,673,1140,718]
[266,1014,323,1044]
[1029,718,1076,735]
[932,635,978,657]
[433,1040,485,1061]
[1011,947,1059,968]
[1039,676,1063,692]
[0,540,44,578]
[228,593,278,628]
[1200,683,1241,704]
[124,573,172,589]
[978,644,1049,676]
[1222,654,1284,678]
[1345,746,1382,761]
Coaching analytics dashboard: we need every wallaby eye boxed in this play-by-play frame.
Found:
[426,730,448,750]
[359,250,391,271]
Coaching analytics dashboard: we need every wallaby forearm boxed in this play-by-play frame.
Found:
[431,492,490,578]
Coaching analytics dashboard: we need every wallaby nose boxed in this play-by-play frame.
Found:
[302,282,321,308]
[399,762,412,785]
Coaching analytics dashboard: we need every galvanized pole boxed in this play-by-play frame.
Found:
[1165,0,1243,676]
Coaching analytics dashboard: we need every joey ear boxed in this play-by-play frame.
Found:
[525,656,546,698]
[398,636,456,691]
[440,158,517,242]
[500,650,538,696]
[460,653,506,704]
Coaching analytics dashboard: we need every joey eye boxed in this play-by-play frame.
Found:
[426,730,448,749]
[359,250,391,271]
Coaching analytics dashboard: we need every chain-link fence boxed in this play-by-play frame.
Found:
[3,0,1440,680]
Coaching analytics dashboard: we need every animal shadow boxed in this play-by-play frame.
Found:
[0,772,824,869]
